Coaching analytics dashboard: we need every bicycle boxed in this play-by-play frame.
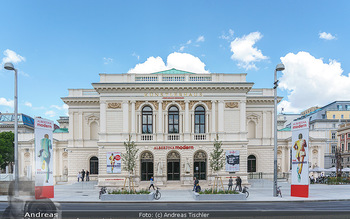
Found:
[154,187,161,200]
[276,186,282,198]
[99,187,107,199]
[242,186,249,198]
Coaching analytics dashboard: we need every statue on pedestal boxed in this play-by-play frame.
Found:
[157,159,163,176]
[185,158,191,174]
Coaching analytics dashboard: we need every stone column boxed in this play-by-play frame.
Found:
[100,101,106,134]
[157,101,163,141]
[122,101,129,135]
[211,100,216,137]
[79,112,83,140]
[240,100,246,141]
[131,101,136,135]
[184,100,190,141]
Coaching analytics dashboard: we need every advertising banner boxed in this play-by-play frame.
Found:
[34,117,54,199]
[107,152,122,173]
[225,150,240,172]
[291,118,309,198]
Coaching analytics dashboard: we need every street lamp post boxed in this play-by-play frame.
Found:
[4,62,19,196]
[273,63,285,197]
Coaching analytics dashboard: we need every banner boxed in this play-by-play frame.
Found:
[35,117,54,199]
[291,118,309,198]
[107,152,121,173]
[225,150,240,172]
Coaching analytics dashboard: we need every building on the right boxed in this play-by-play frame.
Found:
[296,101,350,169]
[337,123,350,169]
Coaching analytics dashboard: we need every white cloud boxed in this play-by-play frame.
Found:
[45,110,56,118]
[279,51,350,113]
[132,52,140,60]
[128,52,209,74]
[50,104,69,116]
[196,36,205,42]
[103,57,113,64]
[24,102,32,107]
[230,31,268,70]
[179,46,185,52]
[1,49,26,65]
[220,29,234,41]
[186,40,192,45]
[319,32,336,40]
[0,98,13,107]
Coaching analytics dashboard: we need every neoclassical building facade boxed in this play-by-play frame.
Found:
[16,69,328,186]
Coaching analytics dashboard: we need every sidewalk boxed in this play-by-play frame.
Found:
[1,179,350,203]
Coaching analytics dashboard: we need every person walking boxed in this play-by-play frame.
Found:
[228,176,233,191]
[195,181,201,193]
[193,177,199,191]
[86,170,90,181]
[149,176,155,190]
[81,169,85,181]
[234,176,242,192]
[77,171,81,182]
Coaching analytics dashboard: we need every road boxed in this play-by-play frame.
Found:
[1,201,350,218]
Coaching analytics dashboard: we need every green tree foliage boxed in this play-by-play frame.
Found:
[209,136,225,173]
[121,135,139,174]
[0,131,14,169]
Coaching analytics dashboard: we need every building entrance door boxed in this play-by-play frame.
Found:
[140,152,153,181]
[167,151,180,181]
[194,151,207,180]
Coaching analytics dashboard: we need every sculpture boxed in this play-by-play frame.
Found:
[157,160,163,175]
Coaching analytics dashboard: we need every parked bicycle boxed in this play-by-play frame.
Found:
[99,187,107,199]
[242,186,249,198]
[154,187,161,200]
[276,186,282,198]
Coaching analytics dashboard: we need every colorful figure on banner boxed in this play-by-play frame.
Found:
[293,133,307,182]
[38,134,52,183]
[109,153,116,172]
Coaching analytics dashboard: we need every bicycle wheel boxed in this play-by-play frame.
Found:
[245,191,249,198]
[155,192,161,200]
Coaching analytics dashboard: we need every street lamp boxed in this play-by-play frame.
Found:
[4,62,19,196]
[273,63,285,197]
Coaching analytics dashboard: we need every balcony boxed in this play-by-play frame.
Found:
[167,134,181,141]
[140,134,154,141]
[193,134,207,141]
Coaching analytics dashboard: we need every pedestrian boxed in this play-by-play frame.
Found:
[193,177,199,191]
[234,176,242,192]
[228,176,233,191]
[310,175,314,184]
[149,176,155,190]
[86,170,90,181]
[77,171,81,182]
[195,182,201,193]
[81,169,85,181]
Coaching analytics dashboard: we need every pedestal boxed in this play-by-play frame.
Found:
[155,175,164,186]
[182,174,193,185]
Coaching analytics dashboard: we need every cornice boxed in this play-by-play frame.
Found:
[61,97,100,105]
[92,82,254,94]
[247,96,283,104]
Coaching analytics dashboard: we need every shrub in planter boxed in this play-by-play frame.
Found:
[199,188,239,195]
[109,189,151,194]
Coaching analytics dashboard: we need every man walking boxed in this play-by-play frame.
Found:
[193,177,199,191]
[86,170,90,181]
[81,169,85,182]
[77,171,81,182]
[149,176,155,190]
[228,176,233,191]
[234,176,242,192]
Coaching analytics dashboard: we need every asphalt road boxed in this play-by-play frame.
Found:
[1,201,350,218]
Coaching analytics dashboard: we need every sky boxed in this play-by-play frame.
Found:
[0,0,349,123]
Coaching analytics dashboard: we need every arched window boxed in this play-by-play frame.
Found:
[194,106,205,133]
[142,106,153,134]
[168,106,179,133]
[90,156,98,174]
[247,155,256,172]
[90,121,99,140]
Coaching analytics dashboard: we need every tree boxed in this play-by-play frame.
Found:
[0,131,14,170]
[121,135,139,192]
[209,135,225,173]
[209,135,225,192]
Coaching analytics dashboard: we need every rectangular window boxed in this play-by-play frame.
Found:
[322,114,326,119]
[332,133,336,139]
[348,133,350,138]
[348,142,350,152]
[347,105,350,110]
[338,105,343,110]
[333,115,336,119]
[341,115,344,119]
[342,143,345,152]
[332,145,336,153]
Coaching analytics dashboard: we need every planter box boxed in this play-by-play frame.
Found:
[193,192,246,201]
[101,192,154,201]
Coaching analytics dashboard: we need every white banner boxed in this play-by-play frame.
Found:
[291,118,309,185]
[225,150,240,172]
[35,118,54,187]
[106,152,121,173]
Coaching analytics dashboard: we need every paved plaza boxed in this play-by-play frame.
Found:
[1,179,350,203]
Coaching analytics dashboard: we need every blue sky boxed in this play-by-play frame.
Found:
[1,0,349,123]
